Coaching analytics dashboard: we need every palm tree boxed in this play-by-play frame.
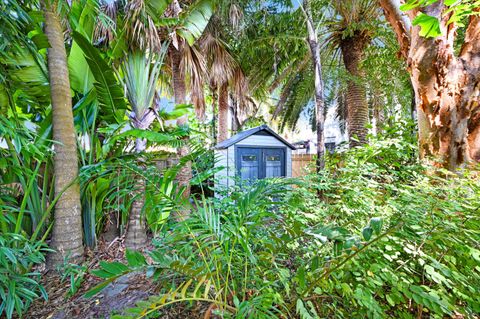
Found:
[43,4,84,266]
[199,24,240,143]
[167,0,192,203]
[120,50,166,249]
[328,0,377,146]
[247,0,377,150]
[232,1,327,167]
[165,0,214,201]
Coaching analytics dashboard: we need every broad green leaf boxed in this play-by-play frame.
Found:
[84,277,117,298]
[412,13,442,38]
[177,0,214,45]
[146,0,171,18]
[370,217,383,235]
[68,40,94,94]
[71,31,127,123]
[99,261,130,275]
[362,226,373,241]
[125,249,147,268]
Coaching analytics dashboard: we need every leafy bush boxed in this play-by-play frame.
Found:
[0,234,49,319]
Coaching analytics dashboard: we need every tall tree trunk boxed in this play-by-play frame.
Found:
[125,137,148,249]
[380,1,480,169]
[303,0,325,171]
[217,83,229,143]
[44,8,84,267]
[340,33,370,146]
[171,45,192,202]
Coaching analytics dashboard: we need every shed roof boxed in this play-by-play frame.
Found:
[215,125,296,150]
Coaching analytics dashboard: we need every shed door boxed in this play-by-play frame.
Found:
[264,148,285,178]
[237,147,285,181]
[237,148,261,181]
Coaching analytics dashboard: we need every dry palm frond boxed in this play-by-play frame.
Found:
[181,43,207,119]
[124,0,162,52]
[199,32,236,88]
[229,3,243,32]
[94,0,117,46]
[1,182,24,197]
[231,66,251,118]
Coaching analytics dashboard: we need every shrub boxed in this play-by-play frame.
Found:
[0,234,49,319]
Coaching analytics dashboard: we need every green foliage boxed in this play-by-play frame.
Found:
[401,0,480,37]
[71,31,127,123]
[177,0,215,45]
[0,116,54,238]
[86,129,479,318]
[119,48,167,126]
[412,12,442,37]
[0,234,49,319]
[57,257,87,298]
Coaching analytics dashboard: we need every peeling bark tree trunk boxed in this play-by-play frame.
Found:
[380,0,480,169]
[340,33,370,146]
[217,83,229,143]
[171,45,192,204]
[303,0,326,171]
[44,9,84,267]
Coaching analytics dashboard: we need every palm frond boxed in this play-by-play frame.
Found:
[124,0,167,52]
[120,44,168,128]
[94,0,118,46]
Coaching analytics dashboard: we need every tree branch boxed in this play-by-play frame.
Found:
[378,0,412,59]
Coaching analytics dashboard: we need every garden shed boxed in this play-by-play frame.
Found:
[214,125,296,189]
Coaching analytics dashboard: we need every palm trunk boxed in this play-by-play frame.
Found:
[171,45,192,202]
[217,83,229,143]
[303,0,325,171]
[44,9,84,267]
[210,84,217,141]
[340,33,370,146]
[125,137,148,249]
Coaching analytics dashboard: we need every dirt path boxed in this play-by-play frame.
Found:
[25,239,210,319]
